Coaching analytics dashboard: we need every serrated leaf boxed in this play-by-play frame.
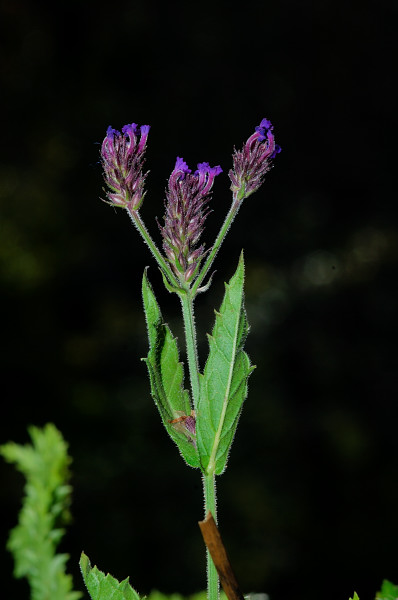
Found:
[349,593,360,600]
[142,269,200,469]
[146,591,227,600]
[197,253,254,475]
[80,552,140,600]
[376,580,398,600]
[0,424,82,600]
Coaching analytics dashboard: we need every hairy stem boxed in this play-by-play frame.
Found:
[179,290,200,408]
[192,193,242,297]
[179,287,219,600]
[203,471,219,600]
[128,208,180,288]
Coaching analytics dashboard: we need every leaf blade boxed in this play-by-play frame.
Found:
[197,253,254,474]
[376,580,398,600]
[0,424,82,600]
[142,270,200,469]
[80,552,140,600]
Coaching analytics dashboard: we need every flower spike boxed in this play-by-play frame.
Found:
[160,158,222,284]
[229,118,281,200]
[101,123,150,211]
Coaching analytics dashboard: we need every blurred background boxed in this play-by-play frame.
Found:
[1,1,397,599]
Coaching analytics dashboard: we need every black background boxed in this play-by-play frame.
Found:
[1,1,397,599]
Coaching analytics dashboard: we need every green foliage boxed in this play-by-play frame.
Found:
[197,253,255,475]
[0,423,81,600]
[147,591,227,600]
[349,580,398,600]
[142,269,200,469]
[80,552,141,600]
[80,558,227,600]
[376,580,398,600]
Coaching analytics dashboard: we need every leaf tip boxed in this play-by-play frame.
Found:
[142,266,150,286]
[79,551,90,578]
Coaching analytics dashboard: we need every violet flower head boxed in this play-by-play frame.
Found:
[229,118,281,200]
[101,123,150,211]
[160,157,222,283]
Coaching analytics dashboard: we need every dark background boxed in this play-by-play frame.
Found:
[1,1,397,599]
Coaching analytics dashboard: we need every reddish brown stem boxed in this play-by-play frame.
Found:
[198,511,245,600]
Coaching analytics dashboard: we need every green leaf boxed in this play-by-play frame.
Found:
[197,253,255,475]
[80,552,141,600]
[349,593,360,600]
[376,580,398,600]
[146,591,227,600]
[142,269,200,469]
[0,424,82,600]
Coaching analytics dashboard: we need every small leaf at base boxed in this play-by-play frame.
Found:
[376,580,398,600]
[80,552,141,600]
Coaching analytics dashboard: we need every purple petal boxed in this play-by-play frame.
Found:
[106,126,120,139]
[196,162,210,174]
[122,123,138,136]
[175,156,191,174]
[140,124,151,136]
[271,144,282,158]
[259,118,273,131]
[209,165,223,176]
[137,125,150,152]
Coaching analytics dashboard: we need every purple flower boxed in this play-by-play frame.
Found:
[101,123,150,211]
[160,157,222,283]
[229,118,281,199]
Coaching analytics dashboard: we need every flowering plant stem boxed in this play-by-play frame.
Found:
[128,208,180,288]
[98,118,280,600]
[180,288,218,600]
[179,290,201,406]
[191,194,241,297]
[203,472,218,600]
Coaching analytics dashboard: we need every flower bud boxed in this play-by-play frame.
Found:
[160,157,222,283]
[229,118,281,199]
[101,123,150,211]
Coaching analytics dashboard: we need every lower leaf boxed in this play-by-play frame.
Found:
[142,270,200,469]
[80,552,140,600]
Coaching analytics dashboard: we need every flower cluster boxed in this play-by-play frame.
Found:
[100,118,280,287]
[160,157,222,283]
[229,118,281,199]
[101,123,150,211]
